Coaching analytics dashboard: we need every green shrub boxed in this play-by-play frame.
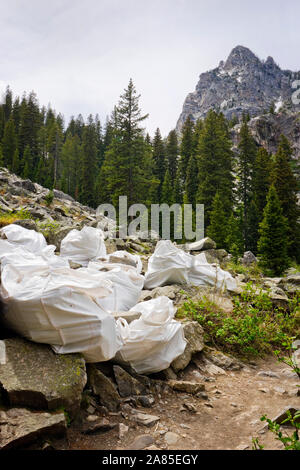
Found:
[177,282,299,357]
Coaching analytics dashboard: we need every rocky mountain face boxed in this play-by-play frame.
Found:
[177,45,300,158]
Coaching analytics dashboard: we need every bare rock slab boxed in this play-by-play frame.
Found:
[0,408,66,450]
[171,321,204,372]
[0,338,86,418]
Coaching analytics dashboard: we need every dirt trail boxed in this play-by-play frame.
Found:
[48,355,299,451]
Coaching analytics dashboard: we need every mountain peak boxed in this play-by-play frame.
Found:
[177,46,300,133]
[224,45,260,70]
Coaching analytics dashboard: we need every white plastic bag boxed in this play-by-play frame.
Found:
[144,240,237,292]
[86,261,144,312]
[1,263,123,362]
[115,296,186,374]
[0,224,56,258]
[144,240,191,288]
[60,226,106,266]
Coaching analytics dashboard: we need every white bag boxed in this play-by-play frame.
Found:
[86,262,144,312]
[0,224,56,258]
[60,226,106,266]
[144,240,237,292]
[115,296,186,374]
[1,263,123,362]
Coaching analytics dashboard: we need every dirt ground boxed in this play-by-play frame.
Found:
[47,355,299,451]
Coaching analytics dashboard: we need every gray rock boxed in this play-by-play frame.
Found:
[131,412,160,427]
[139,285,181,303]
[241,251,257,266]
[168,380,205,395]
[0,408,66,450]
[137,395,155,408]
[47,226,74,250]
[164,431,179,445]
[127,434,155,450]
[14,179,37,193]
[0,338,86,418]
[203,349,243,371]
[87,365,120,411]
[273,407,300,425]
[186,237,216,251]
[113,365,147,397]
[171,321,204,372]
[12,219,37,231]
[81,417,117,434]
[53,189,74,202]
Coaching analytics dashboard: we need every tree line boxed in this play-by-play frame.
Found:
[0,81,299,274]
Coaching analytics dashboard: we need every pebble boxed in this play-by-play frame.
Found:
[164,432,179,445]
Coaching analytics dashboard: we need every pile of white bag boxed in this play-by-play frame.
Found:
[0,225,187,372]
[144,240,237,292]
[0,225,237,373]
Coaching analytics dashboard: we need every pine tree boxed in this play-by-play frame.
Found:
[184,154,198,207]
[22,145,33,179]
[98,80,155,208]
[2,118,17,169]
[257,185,289,276]
[12,148,20,174]
[247,197,260,254]
[207,192,228,248]
[80,115,98,207]
[161,169,174,205]
[152,128,166,201]
[225,210,244,259]
[179,116,194,183]
[166,130,178,183]
[196,110,233,226]
[236,117,257,249]
[252,147,271,216]
[272,135,300,261]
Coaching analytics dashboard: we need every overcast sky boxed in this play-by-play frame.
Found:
[0,0,299,136]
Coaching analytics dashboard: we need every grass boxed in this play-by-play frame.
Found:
[0,207,32,228]
[177,282,300,357]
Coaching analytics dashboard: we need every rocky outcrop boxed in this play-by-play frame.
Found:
[177,45,300,132]
[0,338,86,418]
[0,408,66,450]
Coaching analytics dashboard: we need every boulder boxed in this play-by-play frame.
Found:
[53,189,74,202]
[0,408,66,450]
[240,251,257,266]
[186,237,216,251]
[202,249,227,264]
[203,349,243,371]
[0,338,86,419]
[139,285,181,303]
[171,321,204,372]
[46,226,74,250]
[113,365,147,397]
[87,365,120,411]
